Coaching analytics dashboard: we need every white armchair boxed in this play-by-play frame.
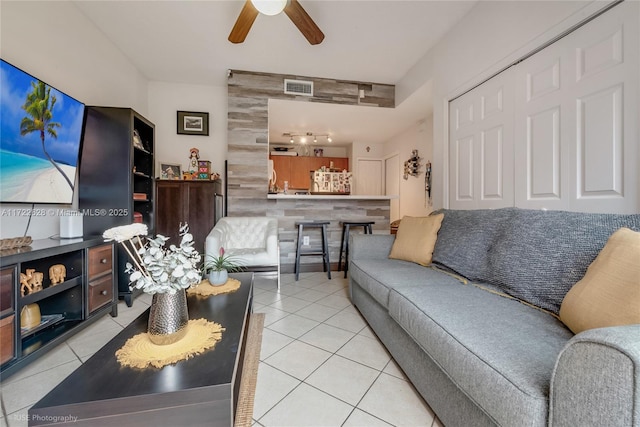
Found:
[205,216,280,289]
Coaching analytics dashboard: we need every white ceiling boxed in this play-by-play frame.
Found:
[73,0,477,144]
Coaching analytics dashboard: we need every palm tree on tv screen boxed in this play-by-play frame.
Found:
[20,80,73,189]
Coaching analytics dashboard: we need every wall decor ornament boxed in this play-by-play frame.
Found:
[403,149,422,180]
[177,111,209,136]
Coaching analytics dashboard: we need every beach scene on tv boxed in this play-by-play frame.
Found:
[0,60,85,204]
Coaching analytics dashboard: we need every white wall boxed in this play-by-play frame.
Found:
[384,117,433,218]
[0,1,148,239]
[147,82,227,180]
[397,0,603,209]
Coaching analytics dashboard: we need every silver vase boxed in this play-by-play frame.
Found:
[147,289,189,345]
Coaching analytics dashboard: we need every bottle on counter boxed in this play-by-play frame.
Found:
[284,181,289,194]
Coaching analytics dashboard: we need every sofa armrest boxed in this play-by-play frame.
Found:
[550,324,640,426]
[350,234,395,260]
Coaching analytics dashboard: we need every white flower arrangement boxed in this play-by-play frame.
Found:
[103,223,202,294]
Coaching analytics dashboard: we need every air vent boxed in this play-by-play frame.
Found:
[284,79,313,96]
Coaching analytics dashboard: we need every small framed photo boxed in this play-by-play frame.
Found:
[177,111,209,136]
[158,162,182,180]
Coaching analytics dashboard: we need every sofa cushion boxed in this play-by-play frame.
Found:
[485,209,640,314]
[388,283,573,426]
[349,258,464,309]
[432,208,517,281]
[559,227,640,334]
[389,214,444,266]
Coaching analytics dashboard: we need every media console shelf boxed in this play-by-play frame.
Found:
[0,238,117,379]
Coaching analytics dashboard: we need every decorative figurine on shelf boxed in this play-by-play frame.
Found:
[20,268,43,296]
[49,264,66,285]
[188,147,200,173]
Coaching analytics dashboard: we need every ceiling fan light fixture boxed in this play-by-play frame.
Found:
[251,0,288,16]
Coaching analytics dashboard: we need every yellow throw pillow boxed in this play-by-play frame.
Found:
[389,214,444,266]
[559,227,640,334]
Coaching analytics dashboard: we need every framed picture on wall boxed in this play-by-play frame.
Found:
[177,111,209,136]
[158,162,182,180]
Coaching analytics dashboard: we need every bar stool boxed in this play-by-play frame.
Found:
[295,221,331,281]
[338,221,374,278]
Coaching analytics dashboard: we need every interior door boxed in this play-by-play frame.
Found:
[356,158,383,195]
[385,154,400,221]
[448,69,515,209]
[514,1,638,213]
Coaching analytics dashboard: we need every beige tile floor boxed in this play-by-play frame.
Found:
[0,273,442,427]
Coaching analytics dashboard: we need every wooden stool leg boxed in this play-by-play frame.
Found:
[295,223,304,281]
[343,225,351,278]
[338,225,347,272]
[322,224,331,279]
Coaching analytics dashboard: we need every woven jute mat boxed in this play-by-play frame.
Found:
[115,318,224,369]
[234,313,265,427]
[187,277,241,297]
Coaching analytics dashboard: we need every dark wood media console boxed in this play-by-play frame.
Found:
[0,238,117,379]
[29,273,254,427]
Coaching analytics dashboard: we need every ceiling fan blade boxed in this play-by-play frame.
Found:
[228,0,259,44]
[284,0,325,45]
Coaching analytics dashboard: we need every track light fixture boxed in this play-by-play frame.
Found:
[283,132,333,144]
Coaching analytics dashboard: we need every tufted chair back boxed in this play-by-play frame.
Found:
[217,217,270,249]
[205,217,280,287]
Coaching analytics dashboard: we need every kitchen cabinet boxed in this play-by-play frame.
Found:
[270,155,291,190]
[270,156,349,190]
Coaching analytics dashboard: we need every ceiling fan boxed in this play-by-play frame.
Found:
[229,0,324,45]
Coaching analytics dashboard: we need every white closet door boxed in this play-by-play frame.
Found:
[514,40,570,210]
[566,2,638,213]
[514,1,638,213]
[449,69,514,209]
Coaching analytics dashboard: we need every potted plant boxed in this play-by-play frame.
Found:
[103,223,201,345]
[202,247,243,285]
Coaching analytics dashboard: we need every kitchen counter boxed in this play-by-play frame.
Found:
[265,193,392,273]
[267,194,397,200]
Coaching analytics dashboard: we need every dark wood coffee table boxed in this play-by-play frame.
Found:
[29,273,253,427]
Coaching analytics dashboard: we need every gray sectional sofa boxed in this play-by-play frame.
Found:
[348,208,640,427]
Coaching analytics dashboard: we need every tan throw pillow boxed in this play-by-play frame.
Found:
[389,214,444,266]
[559,227,640,334]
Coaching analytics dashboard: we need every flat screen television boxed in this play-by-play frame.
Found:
[0,59,85,204]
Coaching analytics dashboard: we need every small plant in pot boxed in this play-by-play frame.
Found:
[202,247,243,286]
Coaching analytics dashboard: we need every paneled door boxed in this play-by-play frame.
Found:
[449,1,638,213]
[514,1,639,213]
[448,69,515,209]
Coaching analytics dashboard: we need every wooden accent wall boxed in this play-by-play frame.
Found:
[227,70,394,268]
